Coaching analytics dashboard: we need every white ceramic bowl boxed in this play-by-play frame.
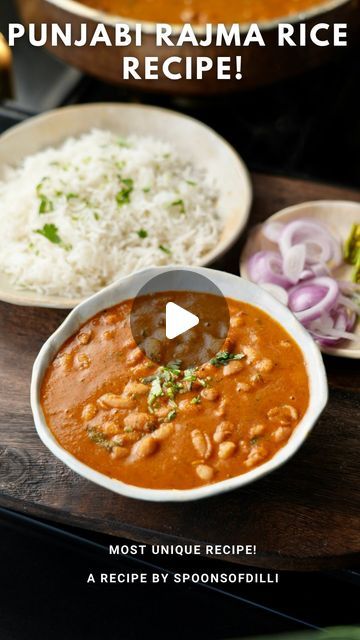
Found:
[0,103,252,309]
[31,266,328,502]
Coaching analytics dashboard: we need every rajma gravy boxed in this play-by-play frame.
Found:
[78,0,328,24]
[41,293,309,491]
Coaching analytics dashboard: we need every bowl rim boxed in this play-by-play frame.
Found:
[44,0,352,35]
[30,265,328,502]
[0,102,252,309]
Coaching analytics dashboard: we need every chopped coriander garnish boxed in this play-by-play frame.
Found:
[36,178,49,195]
[142,363,210,418]
[66,193,78,200]
[183,367,197,390]
[35,224,71,250]
[88,429,108,446]
[159,244,171,255]
[122,178,134,189]
[143,187,151,193]
[171,199,185,214]
[116,178,134,206]
[36,180,54,214]
[186,180,197,186]
[137,229,148,239]
[39,195,54,214]
[183,367,197,381]
[148,377,164,410]
[35,223,62,245]
[166,409,177,422]
[168,381,183,395]
[117,137,130,148]
[210,351,245,367]
[88,427,113,450]
[28,241,40,256]
[163,365,181,377]
[93,212,100,221]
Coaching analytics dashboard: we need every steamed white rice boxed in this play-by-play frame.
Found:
[0,129,221,298]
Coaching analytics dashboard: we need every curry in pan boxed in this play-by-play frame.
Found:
[41,293,309,491]
[79,0,328,24]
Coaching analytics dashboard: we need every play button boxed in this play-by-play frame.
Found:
[166,302,199,340]
[130,269,230,369]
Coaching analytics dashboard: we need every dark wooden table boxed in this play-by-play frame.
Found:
[0,173,359,571]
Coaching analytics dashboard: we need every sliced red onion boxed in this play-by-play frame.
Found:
[311,327,357,342]
[335,308,356,332]
[283,243,306,284]
[327,235,342,267]
[308,305,357,345]
[310,331,351,346]
[310,263,331,277]
[333,308,347,332]
[338,294,360,313]
[312,313,334,332]
[247,251,291,288]
[311,336,339,346]
[309,315,338,345]
[299,269,314,280]
[279,219,341,267]
[260,283,289,306]
[338,281,360,294]
[345,310,357,332]
[263,221,285,243]
[299,264,330,280]
[246,217,359,348]
[288,277,339,323]
[288,284,328,314]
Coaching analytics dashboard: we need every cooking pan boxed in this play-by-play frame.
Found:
[17,0,360,94]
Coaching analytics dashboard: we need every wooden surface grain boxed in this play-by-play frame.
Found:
[0,173,359,571]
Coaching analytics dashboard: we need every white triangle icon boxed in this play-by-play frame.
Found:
[166,302,199,340]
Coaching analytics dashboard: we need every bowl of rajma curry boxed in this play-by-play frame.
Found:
[31,266,328,502]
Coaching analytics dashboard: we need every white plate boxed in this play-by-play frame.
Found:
[240,200,360,359]
[31,266,328,502]
[0,103,252,309]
